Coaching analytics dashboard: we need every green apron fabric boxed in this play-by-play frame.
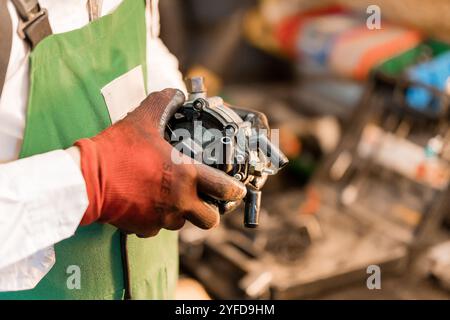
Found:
[0,0,178,300]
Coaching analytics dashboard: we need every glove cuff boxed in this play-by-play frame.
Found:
[75,138,103,225]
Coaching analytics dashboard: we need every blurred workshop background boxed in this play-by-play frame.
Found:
[159,0,450,299]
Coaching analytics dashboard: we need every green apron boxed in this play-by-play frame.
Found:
[0,0,178,300]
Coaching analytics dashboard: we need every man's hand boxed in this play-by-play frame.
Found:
[74,89,246,237]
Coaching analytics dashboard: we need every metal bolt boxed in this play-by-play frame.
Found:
[262,167,276,175]
[186,77,206,94]
[234,173,243,181]
[193,99,206,112]
[225,124,238,136]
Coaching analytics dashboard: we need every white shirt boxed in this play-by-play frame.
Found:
[0,0,185,291]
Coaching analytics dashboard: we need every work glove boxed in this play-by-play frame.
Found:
[75,89,247,237]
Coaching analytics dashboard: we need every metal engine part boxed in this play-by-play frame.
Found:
[165,77,288,227]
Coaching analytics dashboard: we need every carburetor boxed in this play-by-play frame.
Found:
[165,77,288,227]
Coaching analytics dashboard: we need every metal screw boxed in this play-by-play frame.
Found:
[225,124,237,136]
[193,99,206,112]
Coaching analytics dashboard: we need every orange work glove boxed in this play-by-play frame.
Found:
[75,89,246,237]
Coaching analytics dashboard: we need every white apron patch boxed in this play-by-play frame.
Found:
[101,65,146,124]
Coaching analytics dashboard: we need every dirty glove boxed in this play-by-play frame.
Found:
[75,89,247,237]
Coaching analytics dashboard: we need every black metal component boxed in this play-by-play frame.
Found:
[244,187,261,228]
[120,232,132,300]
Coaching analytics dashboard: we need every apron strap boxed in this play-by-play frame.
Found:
[11,0,52,49]
[0,0,13,98]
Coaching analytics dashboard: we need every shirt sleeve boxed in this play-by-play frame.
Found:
[145,0,187,94]
[0,247,55,292]
[0,150,88,291]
